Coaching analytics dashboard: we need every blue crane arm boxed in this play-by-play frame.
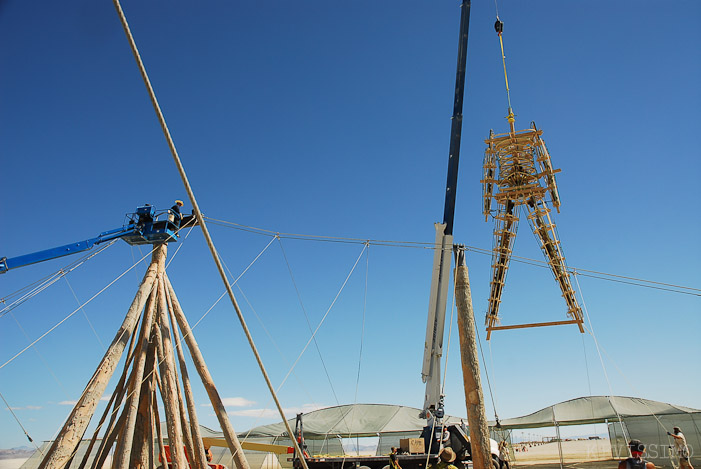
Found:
[0,224,136,274]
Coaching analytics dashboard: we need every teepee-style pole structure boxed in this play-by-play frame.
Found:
[38,244,250,469]
[38,248,162,469]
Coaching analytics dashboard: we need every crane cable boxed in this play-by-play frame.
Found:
[494,16,515,126]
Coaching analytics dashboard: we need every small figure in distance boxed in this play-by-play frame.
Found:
[170,199,184,227]
[618,439,654,469]
[668,427,694,469]
[204,443,213,462]
[429,447,458,469]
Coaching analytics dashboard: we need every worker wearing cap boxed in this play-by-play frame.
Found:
[429,448,458,469]
[170,200,184,227]
[618,439,654,469]
[668,427,694,469]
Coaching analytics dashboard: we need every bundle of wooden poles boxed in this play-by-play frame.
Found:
[38,245,250,469]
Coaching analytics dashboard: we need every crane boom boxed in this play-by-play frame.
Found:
[0,205,182,274]
[421,0,471,417]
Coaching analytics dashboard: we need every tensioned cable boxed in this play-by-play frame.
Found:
[233,244,368,454]
[277,237,343,407]
[0,242,115,305]
[274,235,356,454]
[572,273,631,451]
[0,388,44,454]
[64,276,105,350]
[582,322,681,468]
[346,243,371,455]
[204,216,700,296]
[189,236,277,331]
[0,240,119,319]
[476,316,499,423]
[213,236,327,408]
[269,244,368,397]
[353,244,370,405]
[577,269,679,432]
[228,282,318,405]
[8,311,70,399]
[0,242,157,371]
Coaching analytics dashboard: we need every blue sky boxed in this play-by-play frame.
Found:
[1,0,699,450]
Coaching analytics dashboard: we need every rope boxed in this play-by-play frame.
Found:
[572,273,631,450]
[277,237,343,407]
[0,243,157,371]
[0,240,119,319]
[233,243,369,457]
[0,388,44,455]
[9,311,71,399]
[348,244,370,453]
[203,216,700,297]
[476,317,500,423]
[575,273,679,469]
[64,276,105,350]
[269,244,368,397]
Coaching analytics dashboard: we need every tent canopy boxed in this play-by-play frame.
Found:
[497,396,700,429]
[241,397,700,437]
[243,403,465,439]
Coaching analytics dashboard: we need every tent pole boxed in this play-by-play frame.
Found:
[555,423,564,469]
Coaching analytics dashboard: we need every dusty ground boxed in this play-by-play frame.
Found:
[513,460,618,469]
[0,459,27,469]
[511,440,613,465]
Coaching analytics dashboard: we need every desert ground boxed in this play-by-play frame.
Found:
[511,439,613,465]
[0,460,27,469]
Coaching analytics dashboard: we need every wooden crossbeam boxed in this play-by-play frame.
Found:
[487,319,583,332]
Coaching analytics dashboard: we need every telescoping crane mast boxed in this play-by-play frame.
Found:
[421,0,471,419]
[0,205,188,274]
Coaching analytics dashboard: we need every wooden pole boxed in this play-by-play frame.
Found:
[111,4,305,466]
[454,247,492,469]
[165,283,209,469]
[146,378,156,469]
[154,280,187,468]
[129,332,158,469]
[165,275,250,469]
[115,270,161,469]
[38,247,163,469]
[76,316,139,469]
[152,357,168,468]
[92,405,128,469]
[164,320,197,469]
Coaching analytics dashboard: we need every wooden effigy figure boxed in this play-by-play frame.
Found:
[481,119,584,339]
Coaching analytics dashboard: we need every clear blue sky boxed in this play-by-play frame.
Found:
[1,0,699,450]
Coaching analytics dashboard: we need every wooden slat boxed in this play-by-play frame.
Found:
[487,319,582,332]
